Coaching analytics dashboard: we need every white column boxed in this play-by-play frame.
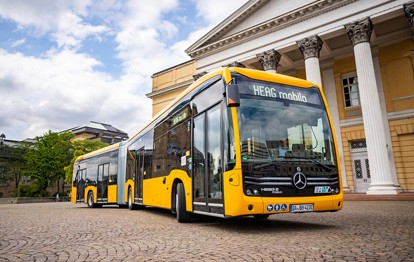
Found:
[305,57,322,86]
[372,53,401,189]
[256,49,281,73]
[345,17,399,194]
[297,35,323,86]
[321,63,349,191]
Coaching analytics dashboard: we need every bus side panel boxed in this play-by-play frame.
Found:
[142,170,192,211]
[223,169,264,217]
[107,185,117,203]
[143,177,169,208]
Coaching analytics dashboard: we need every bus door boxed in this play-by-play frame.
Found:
[135,147,145,204]
[192,104,223,215]
[97,163,109,202]
[75,169,86,202]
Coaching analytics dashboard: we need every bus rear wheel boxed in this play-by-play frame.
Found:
[176,183,191,223]
[87,191,95,208]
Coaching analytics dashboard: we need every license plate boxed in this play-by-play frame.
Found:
[290,204,314,213]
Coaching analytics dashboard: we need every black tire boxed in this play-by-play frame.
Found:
[176,183,191,223]
[128,187,136,210]
[253,214,269,220]
[87,191,95,208]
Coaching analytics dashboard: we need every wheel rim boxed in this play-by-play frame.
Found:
[128,189,132,208]
[176,191,179,217]
[88,193,93,206]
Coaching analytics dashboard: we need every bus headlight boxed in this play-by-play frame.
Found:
[253,189,259,196]
[246,189,253,196]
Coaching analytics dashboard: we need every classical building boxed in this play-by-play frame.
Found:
[148,0,414,194]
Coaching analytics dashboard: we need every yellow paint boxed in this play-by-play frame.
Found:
[142,170,192,211]
[125,179,134,203]
[71,187,77,203]
[108,185,117,203]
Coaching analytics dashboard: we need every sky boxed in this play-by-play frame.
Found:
[0,0,248,141]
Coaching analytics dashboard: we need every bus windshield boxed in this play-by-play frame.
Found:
[236,77,337,167]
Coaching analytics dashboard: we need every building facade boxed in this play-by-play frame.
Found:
[148,0,414,194]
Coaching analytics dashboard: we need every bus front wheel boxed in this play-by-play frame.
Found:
[176,183,191,223]
[87,191,95,208]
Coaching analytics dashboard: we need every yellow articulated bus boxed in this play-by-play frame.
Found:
[72,67,343,222]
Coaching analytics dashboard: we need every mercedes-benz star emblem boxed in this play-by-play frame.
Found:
[293,172,307,189]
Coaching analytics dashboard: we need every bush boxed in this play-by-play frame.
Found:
[17,183,44,197]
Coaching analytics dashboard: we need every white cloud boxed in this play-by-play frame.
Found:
[0,0,248,140]
[0,0,109,50]
[0,49,151,139]
[194,0,247,26]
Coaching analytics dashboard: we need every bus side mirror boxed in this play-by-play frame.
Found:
[225,84,240,107]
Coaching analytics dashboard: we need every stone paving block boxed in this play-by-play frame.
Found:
[0,201,413,261]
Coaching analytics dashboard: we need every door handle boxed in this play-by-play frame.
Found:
[162,177,166,184]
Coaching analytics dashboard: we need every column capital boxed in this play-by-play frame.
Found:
[404,2,414,29]
[256,49,281,72]
[345,17,373,46]
[297,35,323,60]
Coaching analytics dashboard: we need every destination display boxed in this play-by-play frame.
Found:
[238,81,323,106]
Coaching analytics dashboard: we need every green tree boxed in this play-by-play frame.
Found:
[23,131,74,195]
[64,139,108,184]
[0,142,32,195]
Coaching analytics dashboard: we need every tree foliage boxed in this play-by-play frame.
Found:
[0,141,32,191]
[23,131,74,193]
[64,139,108,184]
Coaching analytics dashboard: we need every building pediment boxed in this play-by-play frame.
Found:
[186,0,357,59]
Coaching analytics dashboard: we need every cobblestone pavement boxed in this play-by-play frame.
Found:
[0,201,413,261]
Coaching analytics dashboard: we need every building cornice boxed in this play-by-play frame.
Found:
[186,0,356,59]
[146,79,193,99]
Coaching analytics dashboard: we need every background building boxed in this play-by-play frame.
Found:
[67,121,128,144]
[148,0,414,194]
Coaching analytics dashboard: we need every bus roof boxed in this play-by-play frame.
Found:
[76,142,120,162]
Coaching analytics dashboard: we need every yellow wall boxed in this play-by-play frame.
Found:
[333,56,358,121]
[379,39,414,112]
[151,61,196,116]
[390,118,414,191]
[152,90,184,116]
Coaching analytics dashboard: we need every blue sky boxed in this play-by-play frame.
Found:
[0,0,247,141]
